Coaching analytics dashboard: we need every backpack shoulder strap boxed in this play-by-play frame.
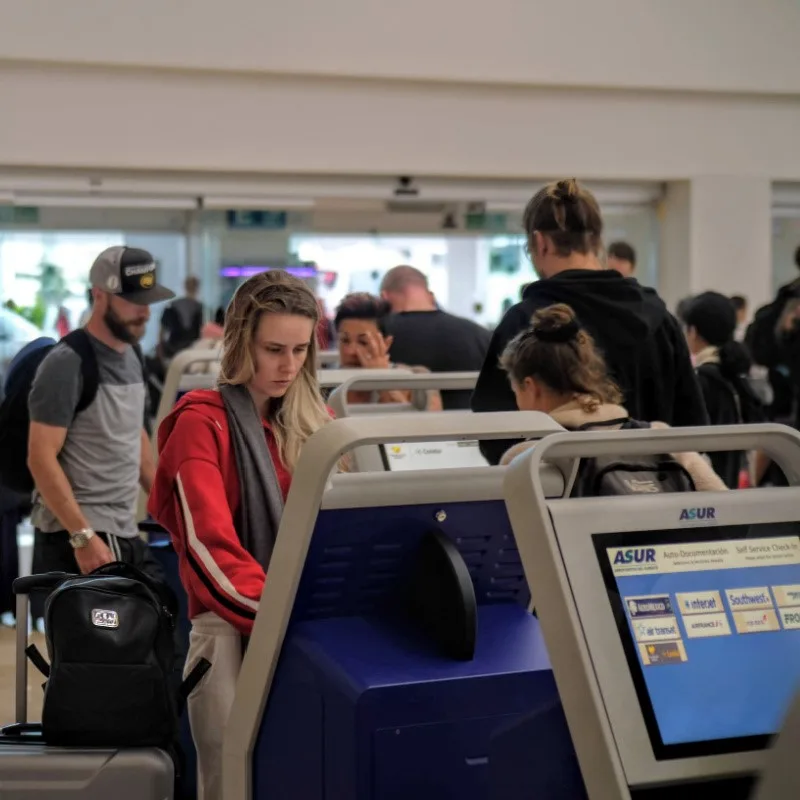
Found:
[132,342,145,370]
[696,363,745,424]
[574,417,631,432]
[131,343,146,383]
[61,329,99,415]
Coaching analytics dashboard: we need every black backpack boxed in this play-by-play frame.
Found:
[18,562,209,748]
[0,329,145,494]
[570,418,696,497]
[696,362,766,426]
[745,281,800,368]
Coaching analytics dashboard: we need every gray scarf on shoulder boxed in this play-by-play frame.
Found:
[219,384,284,572]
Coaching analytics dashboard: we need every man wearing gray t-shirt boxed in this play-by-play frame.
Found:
[27,246,175,585]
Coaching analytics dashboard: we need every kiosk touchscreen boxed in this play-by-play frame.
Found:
[327,371,487,472]
[597,523,800,759]
[503,424,800,800]
[382,439,489,471]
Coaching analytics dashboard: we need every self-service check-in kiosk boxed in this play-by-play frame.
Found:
[753,689,800,799]
[328,372,486,472]
[222,412,570,800]
[502,424,800,800]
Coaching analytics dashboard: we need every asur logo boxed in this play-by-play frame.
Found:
[613,548,656,565]
[679,507,716,521]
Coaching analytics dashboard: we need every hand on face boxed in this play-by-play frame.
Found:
[355,329,392,370]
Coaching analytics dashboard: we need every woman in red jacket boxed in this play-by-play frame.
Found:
[148,269,333,800]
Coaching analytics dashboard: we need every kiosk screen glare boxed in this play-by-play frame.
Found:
[598,525,800,758]
[383,440,487,471]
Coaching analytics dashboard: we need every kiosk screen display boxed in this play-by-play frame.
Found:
[382,440,488,471]
[594,522,800,759]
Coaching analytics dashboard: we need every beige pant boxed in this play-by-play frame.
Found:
[185,612,243,800]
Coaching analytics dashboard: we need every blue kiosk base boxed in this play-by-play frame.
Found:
[253,604,556,800]
[490,702,758,800]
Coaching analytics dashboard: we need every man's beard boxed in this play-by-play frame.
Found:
[104,305,145,344]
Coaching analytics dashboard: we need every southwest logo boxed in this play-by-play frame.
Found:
[613,548,656,565]
[679,507,716,521]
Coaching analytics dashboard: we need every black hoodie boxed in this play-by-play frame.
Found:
[471,270,709,465]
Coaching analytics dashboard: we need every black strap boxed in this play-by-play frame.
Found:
[574,417,631,432]
[13,571,73,595]
[25,644,50,678]
[177,658,211,716]
[61,329,100,415]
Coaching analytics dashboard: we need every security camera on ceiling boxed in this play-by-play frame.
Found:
[394,176,419,197]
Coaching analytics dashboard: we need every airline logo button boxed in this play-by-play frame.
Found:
[683,612,732,638]
[781,609,800,630]
[632,617,680,643]
[733,609,780,634]
[725,587,774,611]
[676,591,724,615]
[625,595,673,619]
[772,585,800,608]
[639,640,687,666]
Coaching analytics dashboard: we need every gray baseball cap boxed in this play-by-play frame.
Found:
[89,246,176,306]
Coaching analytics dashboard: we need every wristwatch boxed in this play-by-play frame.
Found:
[69,528,96,549]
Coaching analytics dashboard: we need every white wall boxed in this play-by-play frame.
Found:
[3,62,800,180]
[2,0,799,95]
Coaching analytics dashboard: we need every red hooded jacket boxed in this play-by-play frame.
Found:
[147,390,292,636]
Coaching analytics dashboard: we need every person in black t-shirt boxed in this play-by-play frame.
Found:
[380,265,491,410]
[158,275,204,362]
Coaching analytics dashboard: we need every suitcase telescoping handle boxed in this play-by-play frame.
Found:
[11,572,73,724]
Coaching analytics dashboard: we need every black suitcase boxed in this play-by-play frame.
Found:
[0,574,175,799]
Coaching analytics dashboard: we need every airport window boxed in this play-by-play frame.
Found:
[0,231,122,337]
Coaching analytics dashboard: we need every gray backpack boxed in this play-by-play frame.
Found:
[569,417,696,497]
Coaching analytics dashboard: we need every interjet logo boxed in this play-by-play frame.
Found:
[684,596,718,612]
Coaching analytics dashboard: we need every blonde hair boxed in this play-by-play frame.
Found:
[499,303,622,413]
[219,270,330,472]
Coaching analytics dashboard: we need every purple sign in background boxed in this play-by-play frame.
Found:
[220,265,318,278]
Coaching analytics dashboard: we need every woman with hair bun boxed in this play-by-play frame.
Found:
[472,178,707,465]
[148,269,337,799]
[683,291,767,488]
[498,303,726,492]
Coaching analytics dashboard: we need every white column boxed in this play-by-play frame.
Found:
[187,211,223,318]
[444,237,485,320]
[659,176,772,312]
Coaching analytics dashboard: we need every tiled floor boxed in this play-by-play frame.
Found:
[0,625,45,725]
[1,520,44,725]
